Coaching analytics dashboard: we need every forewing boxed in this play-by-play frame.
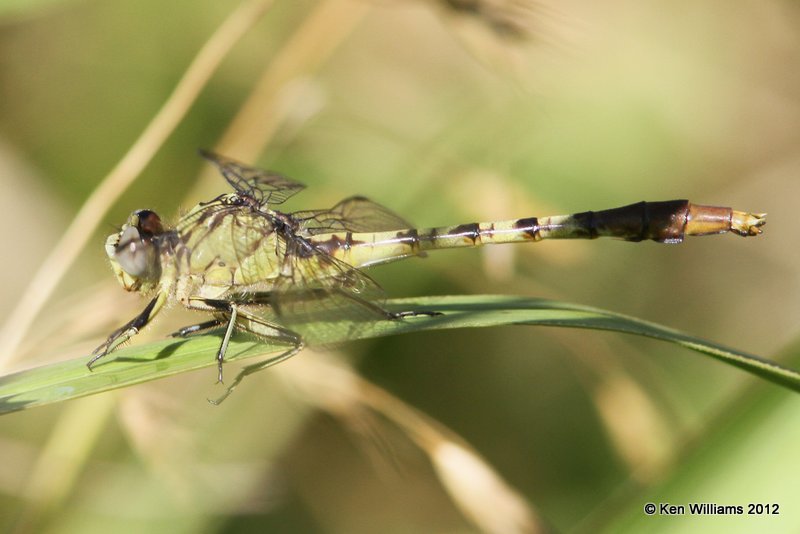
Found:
[175,199,239,258]
[269,235,390,345]
[200,150,305,205]
[175,199,282,293]
[294,196,413,235]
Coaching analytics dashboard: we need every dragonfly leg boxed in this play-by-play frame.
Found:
[182,297,239,383]
[226,287,439,324]
[208,342,303,405]
[317,287,421,321]
[183,296,304,394]
[334,290,443,320]
[170,319,224,338]
[215,305,239,383]
[209,309,303,405]
[88,295,164,370]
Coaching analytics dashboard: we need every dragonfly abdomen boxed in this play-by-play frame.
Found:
[313,200,766,268]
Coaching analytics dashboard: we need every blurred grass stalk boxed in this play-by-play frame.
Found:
[0,0,275,373]
[2,0,282,529]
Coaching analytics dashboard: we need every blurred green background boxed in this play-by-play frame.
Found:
[1,0,799,532]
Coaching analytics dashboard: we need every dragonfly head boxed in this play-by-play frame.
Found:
[106,210,164,292]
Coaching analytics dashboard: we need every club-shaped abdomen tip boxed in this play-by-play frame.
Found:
[686,205,766,237]
[731,211,767,237]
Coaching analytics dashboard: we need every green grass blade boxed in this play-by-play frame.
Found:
[1,295,797,414]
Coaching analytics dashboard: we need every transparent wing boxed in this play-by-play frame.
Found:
[175,197,238,247]
[174,198,286,294]
[293,196,413,235]
[200,150,306,206]
[268,234,391,345]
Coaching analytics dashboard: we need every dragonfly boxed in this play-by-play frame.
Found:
[90,151,767,402]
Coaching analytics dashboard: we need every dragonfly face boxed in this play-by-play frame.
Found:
[105,209,165,294]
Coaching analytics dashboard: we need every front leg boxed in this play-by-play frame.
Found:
[88,293,166,369]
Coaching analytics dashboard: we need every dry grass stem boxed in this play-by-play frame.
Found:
[190,0,371,199]
[280,352,544,534]
[0,0,276,371]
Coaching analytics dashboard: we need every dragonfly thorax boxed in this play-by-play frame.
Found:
[106,209,165,294]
